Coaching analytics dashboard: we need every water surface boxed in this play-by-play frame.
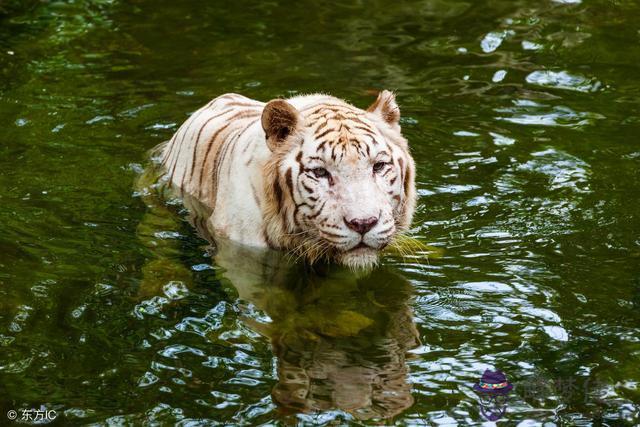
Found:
[1,0,639,424]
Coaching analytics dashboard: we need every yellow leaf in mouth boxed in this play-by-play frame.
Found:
[385,234,444,259]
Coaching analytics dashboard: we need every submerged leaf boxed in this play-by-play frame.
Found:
[318,310,374,337]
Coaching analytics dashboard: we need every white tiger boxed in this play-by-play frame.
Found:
[155,90,416,269]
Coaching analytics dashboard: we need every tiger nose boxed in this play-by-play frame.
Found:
[344,216,379,235]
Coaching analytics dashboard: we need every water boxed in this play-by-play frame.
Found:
[1,0,639,424]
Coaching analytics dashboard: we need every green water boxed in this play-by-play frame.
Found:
[1,0,639,424]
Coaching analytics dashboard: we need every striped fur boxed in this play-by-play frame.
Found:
[156,91,416,269]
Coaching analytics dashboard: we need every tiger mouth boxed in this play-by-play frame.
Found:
[346,241,376,252]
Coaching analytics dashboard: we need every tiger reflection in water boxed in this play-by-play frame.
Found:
[135,178,420,421]
[222,239,420,420]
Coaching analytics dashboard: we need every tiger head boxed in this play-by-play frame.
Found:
[262,91,416,270]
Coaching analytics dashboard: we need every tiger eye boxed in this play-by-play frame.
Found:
[373,162,388,173]
[312,167,330,179]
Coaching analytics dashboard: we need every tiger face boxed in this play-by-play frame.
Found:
[262,91,416,270]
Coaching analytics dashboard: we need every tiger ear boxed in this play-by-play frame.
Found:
[261,99,301,151]
[367,90,400,129]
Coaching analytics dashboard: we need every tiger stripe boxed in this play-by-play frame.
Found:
[155,91,416,268]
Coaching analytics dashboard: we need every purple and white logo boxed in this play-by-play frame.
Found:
[473,369,513,421]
